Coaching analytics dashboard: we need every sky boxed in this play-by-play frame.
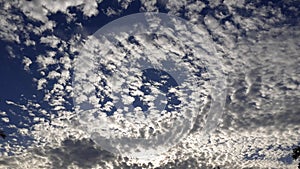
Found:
[0,0,299,168]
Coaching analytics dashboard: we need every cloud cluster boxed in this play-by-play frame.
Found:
[0,0,299,168]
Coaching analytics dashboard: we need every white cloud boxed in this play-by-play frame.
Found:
[22,57,32,72]
[40,35,61,48]
[47,71,60,79]
[36,54,57,70]
[102,7,121,16]
[18,0,100,23]
[0,1,23,43]
[1,0,299,168]
[36,78,47,90]
[82,0,99,17]
[2,117,9,123]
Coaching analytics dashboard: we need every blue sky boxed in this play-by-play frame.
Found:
[0,0,299,168]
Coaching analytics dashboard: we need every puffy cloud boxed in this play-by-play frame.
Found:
[22,57,32,72]
[0,0,299,168]
[18,0,100,22]
[40,35,61,48]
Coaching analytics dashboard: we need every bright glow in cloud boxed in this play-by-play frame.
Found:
[0,0,299,168]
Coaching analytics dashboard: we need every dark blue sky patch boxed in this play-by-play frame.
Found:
[243,148,266,160]
[133,68,181,116]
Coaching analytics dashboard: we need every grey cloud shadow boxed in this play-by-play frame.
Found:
[46,138,115,169]
[220,67,300,133]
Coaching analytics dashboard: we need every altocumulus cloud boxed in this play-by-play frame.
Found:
[0,0,299,168]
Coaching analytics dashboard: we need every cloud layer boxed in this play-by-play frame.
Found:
[0,0,299,168]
